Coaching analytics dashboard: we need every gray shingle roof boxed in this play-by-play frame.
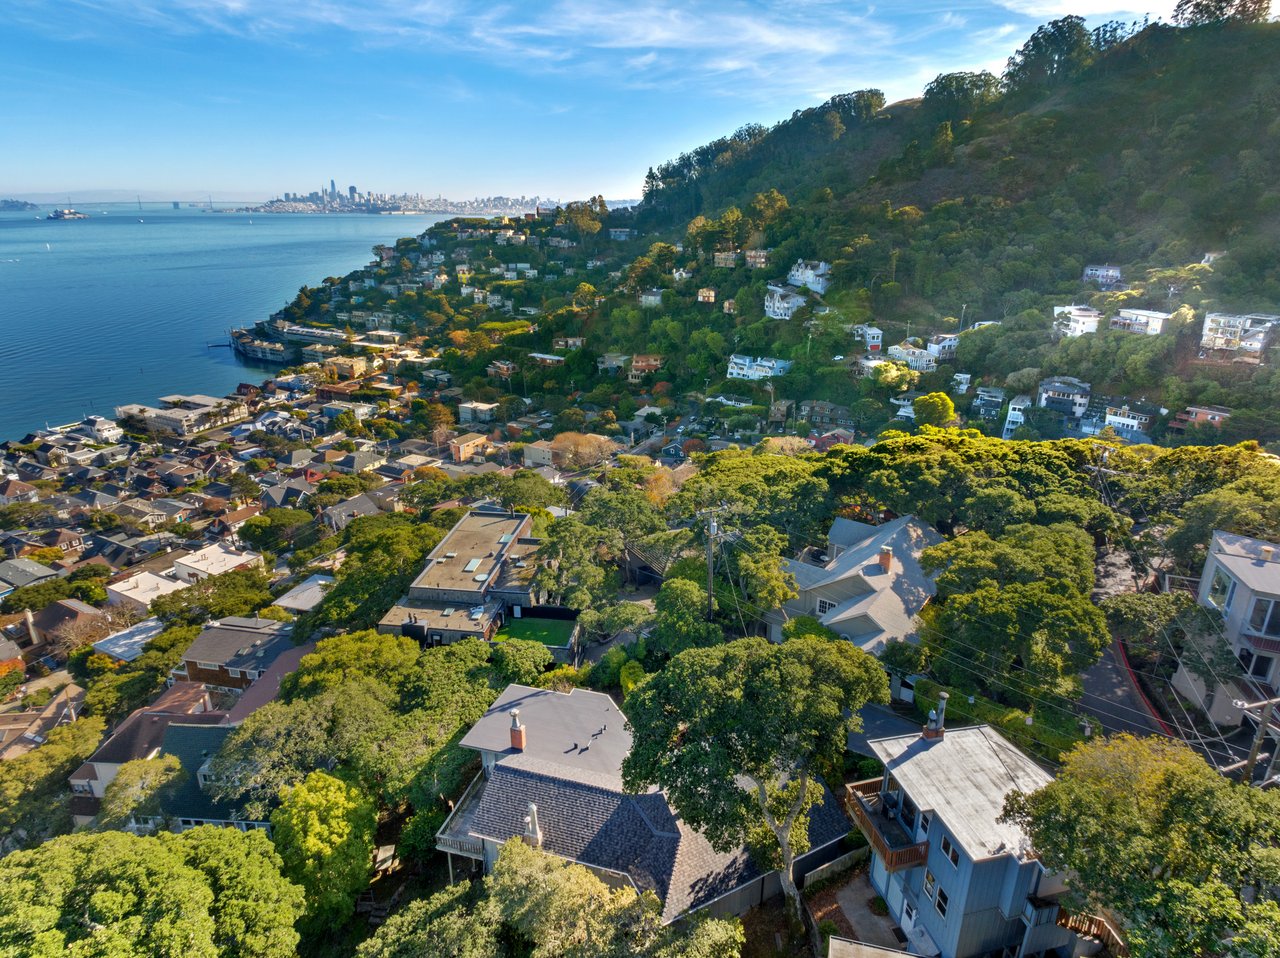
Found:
[460,684,850,923]
[159,722,266,825]
[179,618,293,671]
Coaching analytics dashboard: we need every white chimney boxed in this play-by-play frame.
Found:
[923,691,949,741]
[523,801,543,847]
[1263,546,1275,562]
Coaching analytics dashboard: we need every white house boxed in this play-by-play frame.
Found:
[639,288,665,308]
[1103,401,1159,434]
[787,259,832,295]
[1173,531,1280,730]
[1082,264,1123,286]
[1201,312,1280,354]
[171,543,263,585]
[726,354,793,381]
[1052,305,1102,338]
[764,284,807,320]
[926,333,959,362]
[1001,394,1033,440]
[1111,308,1172,336]
[887,342,937,373]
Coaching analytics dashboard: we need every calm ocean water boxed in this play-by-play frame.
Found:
[0,204,447,440]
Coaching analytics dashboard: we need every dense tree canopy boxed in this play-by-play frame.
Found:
[623,635,888,921]
[1004,735,1280,958]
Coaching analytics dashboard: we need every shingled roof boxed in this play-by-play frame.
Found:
[456,684,849,923]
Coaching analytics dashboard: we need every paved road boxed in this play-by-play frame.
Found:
[1080,643,1163,737]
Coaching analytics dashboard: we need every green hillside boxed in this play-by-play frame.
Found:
[597,18,1280,442]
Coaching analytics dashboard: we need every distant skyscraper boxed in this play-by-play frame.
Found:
[330,178,336,197]
[349,185,357,200]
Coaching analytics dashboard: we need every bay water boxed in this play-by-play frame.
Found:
[0,204,448,440]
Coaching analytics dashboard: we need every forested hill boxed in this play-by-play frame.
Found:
[631,18,1280,317]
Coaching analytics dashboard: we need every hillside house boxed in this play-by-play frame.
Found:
[434,684,850,922]
[848,711,1093,958]
[1173,531,1280,729]
[764,284,807,320]
[1001,394,1033,440]
[628,354,664,384]
[459,401,500,425]
[1052,305,1102,338]
[1168,404,1232,434]
[697,287,716,304]
[379,511,539,644]
[788,259,832,295]
[926,334,959,362]
[852,324,884,352]
[745,249,770,269]
[1110,308,1171,336]
[1201,312,1280,354]
[727,354,792,381]
[887,342,937,373]
[1103,401,1159,435]
[1036,377,1091,420]
[766,515,941,652]
[640,288,665,308]
[1082,264,1123,287]
[713,250,739,268]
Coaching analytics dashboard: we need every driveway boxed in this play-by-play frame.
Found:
[1080,643,1164,738]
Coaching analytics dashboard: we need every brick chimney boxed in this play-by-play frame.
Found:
[922,691,949,741]
[509,708,526,751]
[878,545,894,573]
[524,801,543,847]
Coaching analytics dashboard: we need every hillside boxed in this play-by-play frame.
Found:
[598,18,1280,443]
[636,20,1280,314]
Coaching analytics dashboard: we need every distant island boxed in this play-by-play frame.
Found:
[0,199,39,211]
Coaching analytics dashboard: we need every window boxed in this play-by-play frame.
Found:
[194,661,219,672]
[899,796,918,833]
[923,870,936,901]
[903,902,917,925]
[1238,649,1273,680]
[935,887,949,919]
[920,812,931,837]
[227,669,242,679]
[1208,568,1236,612]
[941,835,960,867]
[1249,599,1280,638]
[816,598,836,616]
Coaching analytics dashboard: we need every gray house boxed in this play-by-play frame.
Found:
[767,515,941,654]
[436,684,850,924]
[847,701,1107,958]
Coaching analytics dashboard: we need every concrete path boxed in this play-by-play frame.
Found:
[836,868,904,951]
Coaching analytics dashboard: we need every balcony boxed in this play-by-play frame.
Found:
[1058,907,1129,957]
[843,778,929,873]
[434,772,486,860]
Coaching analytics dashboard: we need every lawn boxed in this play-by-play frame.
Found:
[494,616,576,648]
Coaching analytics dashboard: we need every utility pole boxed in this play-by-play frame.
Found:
[1233,696,1280,783]
[698,506,727,621]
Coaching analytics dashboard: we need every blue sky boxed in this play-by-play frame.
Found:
[1,0,1173,202]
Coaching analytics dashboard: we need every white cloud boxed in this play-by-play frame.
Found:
[990,0,1175,17]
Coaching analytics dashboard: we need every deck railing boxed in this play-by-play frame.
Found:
[1058,908,1130,957]
[843,779,929,873]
